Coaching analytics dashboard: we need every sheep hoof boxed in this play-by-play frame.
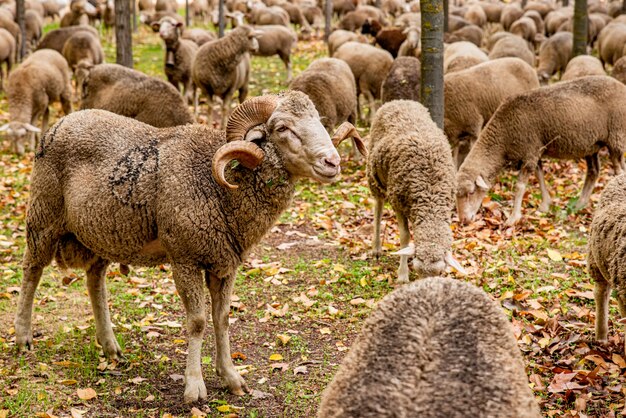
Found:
[183,376,208,403]
[15,332,33,352]
[538,202,551,213]
[224,372,249,396]
[504,215,521,227]
[102,339,124,361]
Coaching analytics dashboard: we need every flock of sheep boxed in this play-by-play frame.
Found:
[4,0,626,414]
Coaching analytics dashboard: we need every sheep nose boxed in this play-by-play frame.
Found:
[323,155,340,168]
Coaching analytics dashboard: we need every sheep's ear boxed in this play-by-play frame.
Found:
[151,22,160,32]
[176,21,184,27]
[392,244,415,256]
[0,124,9,132]
[475,175,488,190]
[24,123,41,133]
[445,252,467,275]
[244,125,267,142]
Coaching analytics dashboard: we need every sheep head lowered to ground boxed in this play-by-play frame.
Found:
[15,90,367,404]
[0,122,41,154]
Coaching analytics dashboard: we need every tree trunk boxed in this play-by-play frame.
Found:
[218,0,225,37]
[420,0,444,129]
[185,0,190,27]
[443,0,448,32]
[573,0,587,56]
[115,0,133,67]
[132,0,137,32]
[325,0,333,41]
[16,0,25,60]
[622,0,626,15]
[521,0,528,8]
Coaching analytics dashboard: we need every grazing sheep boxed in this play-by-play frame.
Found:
[327,29,367,56]
[588,173,626,353]
[444,58,540,168]
[37,25,99,53]
[598,23,626,67]
[248,4,290,26]
[0,11,21,62]
[368,100,457,282]
[152,16,199,104]
[60,0,91,27]
[561,55,605,81]
[0,27,15,88]
[381,56,420,103]
[337,5,386,31]
[253,25,297,82]
[15,91,364,404]
[398,26,420,57]
[395,11,421,29]
[545,9,572,35]
[181,28,216,46]
[42,0,62,19]
[24,9,43,51]
[444,41,488,73]
[613,55,626,84]
[536,31,573,83]
[500,4,523,31]
[192,25,258,128]
[480,2,503,22]
[289,58,357,132]
[489,34,536,66]
[1,49,72,155]
[81,63,194,127]
[510,16,537,44]
[523,9,544,35]
[524,1,554,18]
[444,24,484,47]
[62,31,104,97]
[448,15,471,32]
[456,76,626,226]
[317,277,541,418]
[278,2,312,34]
[361,19,406,57]
[333,41,394,124]
[464,4,486,27]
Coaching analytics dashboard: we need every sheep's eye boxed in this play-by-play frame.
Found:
[276,126,289,133]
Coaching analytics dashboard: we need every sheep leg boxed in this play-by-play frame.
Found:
[575,153,600,210]
[279,52,291,83]
[364,90,377,126]
[207,273,248,395]
[593,275,610,342]
[536,161,552,213]
[609,149,625,175]
[221,94,234,129]
[396,211,411,283]
[505,166,532,226]
[356,92,363,123]
[172,264,208,403]
[86,258,123,360]
[206,96,214,128]
[371,197,384,258]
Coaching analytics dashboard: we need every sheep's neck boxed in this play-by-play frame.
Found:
[471,132,507,184]
[8,86,33,124]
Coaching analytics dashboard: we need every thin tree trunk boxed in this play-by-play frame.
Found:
[622,0,626,15]
[573,0,587,56]
[218,0,225,37]
[186,0,190,27]
[325,0,333,41]
[115,0,133,67]
[420,0,444,129]
[521,0,528,8]
[443,0,448,32]
[132,0,137,32]
[16,0,25,60]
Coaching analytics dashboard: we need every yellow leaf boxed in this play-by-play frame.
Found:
[359,277,368,287]
[76,387,97,400]
[319,327,331,335]
[0,410,7,418]
[59,379,78,386]
[269,354,283,361]
[547,249,563,262]
[332,264,347,273]
[276,334,291,345]
[216,405,230,412]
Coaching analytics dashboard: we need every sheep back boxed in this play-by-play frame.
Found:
[317,276,541,418]
[333,41,393,100]
[37,25,98,53]
[561,55,606,81]
[381,56,420,103]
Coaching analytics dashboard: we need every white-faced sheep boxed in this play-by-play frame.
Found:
[192,25,258,128]
[81,63,194,127]
[398,25,420,58]
[368,100,459,282]
[317,276,541,418]
[588,173,626,354]
[537,31,573,83]
[457,76,626,226]
[15,91,365,403]
[444,58,540,168]
[381,56,420,103]
[289,58,357,133]
[1,49,72,154]
[561,55,606,81]
[252,25,297,82]
[152,16,199,104]
[333,41,394,125]
[61,30,104,97]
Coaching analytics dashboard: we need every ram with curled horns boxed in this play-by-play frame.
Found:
[13,91,365,402]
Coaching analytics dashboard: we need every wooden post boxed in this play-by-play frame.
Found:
[324,0,332,41]
[115,0,133,67]
[420,0,444,129]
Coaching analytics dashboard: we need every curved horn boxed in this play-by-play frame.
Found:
[332,122,368,157]
[226,95,280,142]
[212,140,265,189]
